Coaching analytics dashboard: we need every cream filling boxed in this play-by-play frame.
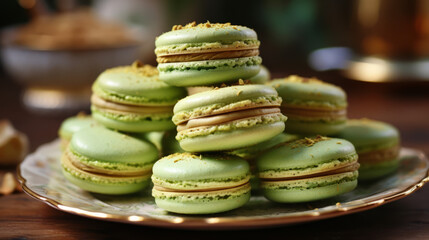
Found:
[358,145,400,164]
[152,176,250,192]
[281,105,346,119]
[173,96,282,125]
[177,107,280,131]
[66,149,152,177]
[156,45,259,56]
[152,182,251,197]
[157,49,259,63]
[261,161,360,182]
[91,94,173,115]
[62,154,151,181]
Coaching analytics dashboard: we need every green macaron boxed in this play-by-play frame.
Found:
[248,65,270,84]
[227,132,300,191]
[61,126,158,195]
[269,75,347,135]
[256,136,359,203]
[152,153,251,214]
[155,22,262,86]
[335,118,400,180]
[91,61,187,132]
[58,114,97,149]
[173,84,287,152]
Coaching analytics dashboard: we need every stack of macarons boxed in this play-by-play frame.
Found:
[57,21,402,213]
[59,61,188,194]
[151,22,290,214]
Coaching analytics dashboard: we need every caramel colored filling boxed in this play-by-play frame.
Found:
[281,105,346,119]
[262,161,360,182]
[177,107,280,131]
[358,145,400,164]
[157,48,259,63]
[153,182,250,193]
[65,149,151,177]
[91,94,173,115]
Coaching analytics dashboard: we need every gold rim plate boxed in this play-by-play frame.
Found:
[17,140,429,230]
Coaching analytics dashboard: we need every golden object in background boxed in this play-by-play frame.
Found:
[13,9,138,50]
[0,120,28,166]
[354,0,429,58]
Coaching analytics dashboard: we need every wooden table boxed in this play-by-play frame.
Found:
[1,72,429,239]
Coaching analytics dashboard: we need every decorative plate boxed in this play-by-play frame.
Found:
[18,140,429,230]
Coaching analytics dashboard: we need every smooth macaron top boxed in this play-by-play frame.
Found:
[269,75,347,108]
[155,22,258,48]
[69,126,158,164]
[92,61,187,105]
[173,84,279,115]
[58,115,97,140]
[335,119,400,153]
[249,65,270,84]
[153,153,249,181]
[257,136,357,173]
[228,133,299,159]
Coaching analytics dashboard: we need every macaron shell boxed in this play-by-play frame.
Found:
[178,121,285,152]
[270,77,347,107]
[158,57,261,87]
[153,153,249,180]
[70,126,158,164]
[174,84,279,114]
[285,118,346,136]
[228,133,300,160]
[94,67,187,105]
[358,158,399,181]
[248,65,270,84]
[155,25,258,47]
[257,137,356,173]
[58,116,97,140]
[61,155,150,195]
[261,171,358,203]
[335,119,400,153]
[263,178,357,203]
[91,110,175,132]
[152,184,251,214]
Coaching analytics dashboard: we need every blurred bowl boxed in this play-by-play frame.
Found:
[1,27,141,113]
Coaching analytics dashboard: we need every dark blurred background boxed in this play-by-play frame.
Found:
[0,0,428,152]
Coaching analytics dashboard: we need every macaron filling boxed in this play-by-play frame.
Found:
[152,174,250,191]
[155,39,260,56]
[358,144,400,164]
[173,95,282,124]
[66,148,153,177]
[152,182,251,201]
[259,160,360,182]
[61,154,150,185]
[157,56,262,73]
[176,110,287,140]
[261,171,358,190]
[282,105,346,119]
[157,48,259,63]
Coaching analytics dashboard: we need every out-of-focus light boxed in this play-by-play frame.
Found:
[345,57,390,82]
[308,47,353,71]
[18,0,36,9]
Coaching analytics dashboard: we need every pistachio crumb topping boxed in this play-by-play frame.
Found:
[283,75,324,84]
[172,21,236,31]
[105,61,158,77]
[290,135,330,149]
